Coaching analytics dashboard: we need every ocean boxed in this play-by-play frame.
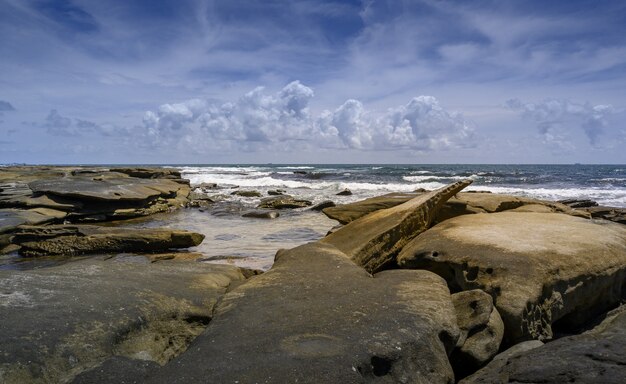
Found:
[137,164,626,270]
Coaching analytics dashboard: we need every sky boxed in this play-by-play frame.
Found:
[1,0,625,164]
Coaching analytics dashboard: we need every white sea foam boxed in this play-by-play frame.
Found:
[467,186,626,207]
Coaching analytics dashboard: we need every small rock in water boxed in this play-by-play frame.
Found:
[257,196,312,209]
[242,210,280,219]
[336,189,352,196]
[231,190,262,197]
[310,200,336,211]
[268,189,286,196]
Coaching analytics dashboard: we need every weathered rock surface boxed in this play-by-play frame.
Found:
[322,191,588,225]
[12,225,205,256]
[583,205,626,225]
[322,192,421,224]
[310,200,336,211]
[242,210,280,219]
[231,190,262,197]
[146,242,460,383]
[322,180,472,273]
[0,258,248,384]
[462,305,626,383]
[450,290,504,377]
[397,212,626,343]
[0,167,191,223]
[336,188,353,196]
[257,195,313,209]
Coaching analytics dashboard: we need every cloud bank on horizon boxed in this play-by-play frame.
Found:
[0,0,625,164]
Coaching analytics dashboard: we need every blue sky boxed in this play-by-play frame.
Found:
[1,0,625,164]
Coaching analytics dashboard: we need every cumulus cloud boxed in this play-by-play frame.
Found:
[44,109,127,137]
[142,81,474,152]
[507,98,615,146]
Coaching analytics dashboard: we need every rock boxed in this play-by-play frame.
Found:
[257,195,313,209]
[0,208,65,234]
[28,175,182,202]
[0,258,248,383]
[310,200,335,211]
[242,210,280,219]
[12,225,205,256]
[72,356,161,384]
[450,290,504,378]
[558,198,599,208]
[0,167,192,223]
[336,188,352,196]
[321,180,472,273]
[461,306,626,383]
[322,192,420,224]
[583,206,626,225]
[146,242,461,383]
[397,212,626,344]
[109,167,182,180]
[230,190,262,197]
[268,189,286,196]
[141,252,205,263]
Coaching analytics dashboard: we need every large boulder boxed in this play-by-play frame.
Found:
[146,242,461,383]
[322,180,472,273]
[12,225,205,256]
[397,212,626,343]
[462,305,626,383]
[0,258,248,384]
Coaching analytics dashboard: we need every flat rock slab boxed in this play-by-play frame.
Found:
[28,175,182,202]
[146,242,460,383]
[462,305,626,383]
[12,225,205,256]
[322,180,472,273]
[0,208,65,234]
[0,258,247,384]
[397,212,626,343]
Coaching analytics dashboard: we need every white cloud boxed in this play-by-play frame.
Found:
[507,98,615,146]
[141,81,474,153]
[44,109,128,137]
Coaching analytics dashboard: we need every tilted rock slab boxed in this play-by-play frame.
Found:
[0,258,248,384]
[322,180,472,273]
[397,212,626,343]
[461,305,626,383]
[147,242,461,383]
[12,225,205,256]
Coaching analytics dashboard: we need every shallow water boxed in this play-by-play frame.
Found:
[118,208,338,271]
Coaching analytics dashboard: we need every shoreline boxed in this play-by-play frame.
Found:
[1,166,625,383]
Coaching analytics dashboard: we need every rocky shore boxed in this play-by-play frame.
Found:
[1,166,625,383]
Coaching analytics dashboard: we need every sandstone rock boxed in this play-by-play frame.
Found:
[109,167,182,180]
[461,306,626,383]
[146,242,460,383]
[28,175,182,202]
[257,195,313,209]
[268,189,286,196]
[558,198,599,208]
[0,258,247,384]
[310,200,336,211]
[583,205,626,225]
[450,290,504,378]
[230,190,262,197]
[242,210,280,219]
[12,225,205,256]
[397,212,626,343]
[336,188,352,196]
[322,192,420,224]
[322,180,472,273]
